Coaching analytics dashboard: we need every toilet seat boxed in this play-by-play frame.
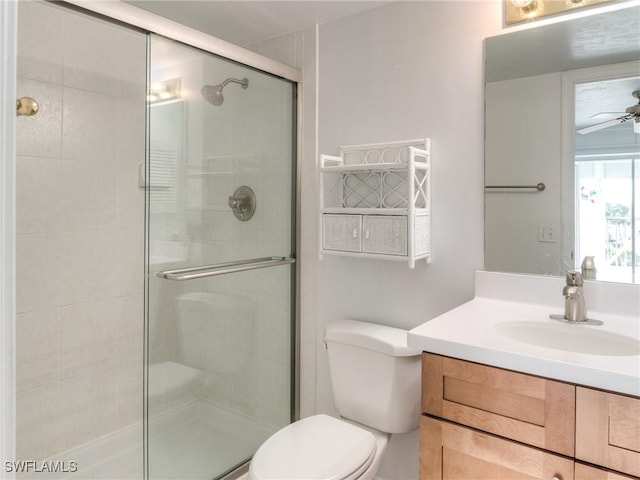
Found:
[248,414,377,480]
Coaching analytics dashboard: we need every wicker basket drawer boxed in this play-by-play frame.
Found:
[422,353,575,456]
[322,214,362,252]
[362,215,407,256]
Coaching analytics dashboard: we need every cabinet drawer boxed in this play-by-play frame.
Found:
[422,353,575,456]
[362,215,407,255]
[322,214,362,252]
[420,416,574,480]
[576,387,640,478]
[575,463,638,480]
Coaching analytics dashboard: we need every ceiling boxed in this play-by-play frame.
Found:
[124,1,389,47]
[131,1,639,133]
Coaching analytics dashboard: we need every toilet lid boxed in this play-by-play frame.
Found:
[249,414,376,480]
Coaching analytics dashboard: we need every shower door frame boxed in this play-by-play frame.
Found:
[0,1,17,473]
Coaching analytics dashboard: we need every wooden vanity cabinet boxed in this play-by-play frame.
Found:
[420,353,640,480]
[576,387,640,478]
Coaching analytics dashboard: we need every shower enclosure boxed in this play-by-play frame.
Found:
[146,35,296,479]
[12,2,297,479]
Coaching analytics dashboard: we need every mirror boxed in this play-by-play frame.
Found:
[484,5,640,283]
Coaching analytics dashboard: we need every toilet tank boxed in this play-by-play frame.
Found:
[325,319,422,434]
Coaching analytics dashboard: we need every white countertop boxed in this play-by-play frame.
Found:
[408,272,640,396]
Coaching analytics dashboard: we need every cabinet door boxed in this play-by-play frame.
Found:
[362,215,407,255]
[322,214,362,252]
[576,387,640,478]
[420,416,574,480]
[422,353,575,456]
[575,463,638,480]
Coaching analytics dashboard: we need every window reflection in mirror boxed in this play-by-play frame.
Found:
[573,76,639,283]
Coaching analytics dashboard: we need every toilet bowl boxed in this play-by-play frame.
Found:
[248,319,421,480]
[249,414,389,480]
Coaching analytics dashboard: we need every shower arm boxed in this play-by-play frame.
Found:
[221,77,249,89]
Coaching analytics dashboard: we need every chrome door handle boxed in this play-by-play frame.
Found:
[156,256,295,281]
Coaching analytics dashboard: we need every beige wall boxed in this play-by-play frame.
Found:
[316,2,502,478]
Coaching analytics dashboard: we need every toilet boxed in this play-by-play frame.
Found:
[248,319,422,480]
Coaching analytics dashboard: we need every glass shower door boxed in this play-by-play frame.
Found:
[146,35,296,479]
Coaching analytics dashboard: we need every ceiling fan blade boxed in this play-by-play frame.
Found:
[589,112,627,119]
[577,114,633,135]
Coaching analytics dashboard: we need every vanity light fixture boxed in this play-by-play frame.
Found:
[147,77,181,103]
[505,0,615,25]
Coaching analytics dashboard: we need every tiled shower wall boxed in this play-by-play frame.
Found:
[15,0,146,465]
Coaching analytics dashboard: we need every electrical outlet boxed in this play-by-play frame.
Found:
[538,224,558,243]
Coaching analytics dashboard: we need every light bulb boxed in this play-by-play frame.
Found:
[508,0,545,20]
[634,118,640,134]
[510,0,534,6]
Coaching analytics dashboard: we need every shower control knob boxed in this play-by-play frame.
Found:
[228,185,256,222]
[228,195,242,209]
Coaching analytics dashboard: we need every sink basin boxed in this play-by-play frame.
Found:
[495,320,640,356]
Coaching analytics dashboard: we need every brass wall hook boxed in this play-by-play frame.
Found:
[16,97,39,116]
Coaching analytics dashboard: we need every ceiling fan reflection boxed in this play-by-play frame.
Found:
[577,90,640,135]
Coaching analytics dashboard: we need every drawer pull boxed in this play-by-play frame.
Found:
[353,228,358,238]
[551,475,562,480]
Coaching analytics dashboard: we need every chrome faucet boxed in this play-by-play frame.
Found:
[563,270,587,322]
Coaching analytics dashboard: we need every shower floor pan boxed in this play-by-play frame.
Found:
[17,400,274,480]
[148,400,274,480]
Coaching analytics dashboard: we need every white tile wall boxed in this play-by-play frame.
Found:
[63,88,118,159]
[61,161,118,232]
[15,309,62,392]
[16,383,62,461]
[16,0,63,84]
[16,156,63,234]
[16,233,66,313]
[15,80,62,158]
[15,1,146,470]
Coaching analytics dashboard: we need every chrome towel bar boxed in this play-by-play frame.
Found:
[485,182,546,191]
[157,256,295,281]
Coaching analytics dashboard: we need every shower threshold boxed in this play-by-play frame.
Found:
[16,401,275,480]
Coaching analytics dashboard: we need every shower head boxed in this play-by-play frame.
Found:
[201,77,249,106]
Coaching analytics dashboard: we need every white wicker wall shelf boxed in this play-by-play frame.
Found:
[319,138,431,268]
